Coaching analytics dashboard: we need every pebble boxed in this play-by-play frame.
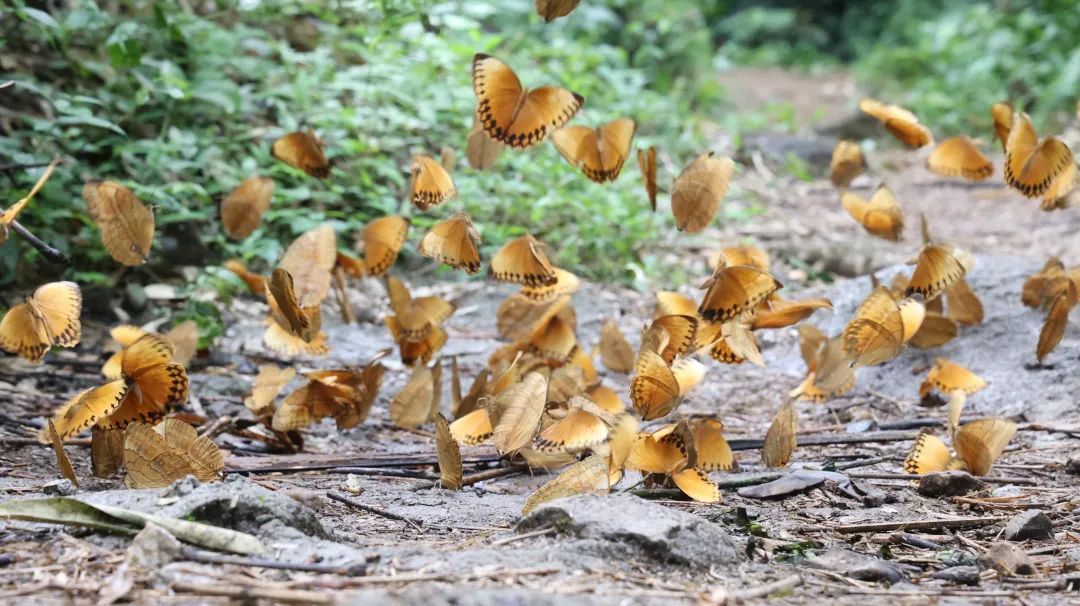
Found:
[1003,509,1053,541]
[916,471,987,498]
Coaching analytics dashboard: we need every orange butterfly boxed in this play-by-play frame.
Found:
[842,286,925,367]
[840,185,904,241]
[472,54,584,149]
[490,234,558,287]
[418,212,481,275]
[361,215,409,277]
[991,102,1013,149]
[224,259,268,296]
[1004,112,1074,198]
[697,263,782,323]
[278,224,337,307]
[123,418,223,488]
[829,140,863,187]
[671,152,735,233]
[0,281,81,363]
[271,131,330,178]
[466,116,505,169]
[274,365,384,432]
[263,269,329,357]
[858,98,933,148]
[83,180,155,266]
[790,325,855,402]
[629,349,705,420]
[637,146,658,211]
[904,419,1016,476]
[409,154,456,210]
[221,176,274,239]
[927,136,993,181]
[535,0,581,21]
[551,118,636,183]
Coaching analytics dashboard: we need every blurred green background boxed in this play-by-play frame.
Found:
[2,0,1078,302]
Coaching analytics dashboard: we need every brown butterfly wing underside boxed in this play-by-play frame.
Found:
[472,54,584,149]
[83,180,155,266]
[535,0,581,21]
[410,155,456,210]
[637,147,658,211]
[418,212,481,274]
[271,131,330,178]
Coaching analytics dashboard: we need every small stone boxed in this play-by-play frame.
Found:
[42,479,76,496]
[127,522,181,569]
[979,542,1037,576]
[930,565,981,586]
[991,485,1023,498]
[803,547,913,585]
[1003,510,1053,541]
[917,471,987,498]
[1065,457,1080,476]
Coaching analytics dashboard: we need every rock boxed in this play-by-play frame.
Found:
[978,542,1037,576]
[161,476,200,499]
[1065,457,1080,476]
[342,586,601,605]
[1003,510,1053,541]
[42,479,76,496]
[803,547,913,585]
[917,471,987,498]
[930,565,981,586]
[991,485,1023,498]
[738,133,835,173]
[127,522,181,569]
[940,550,979,567]
[517,494,739,568]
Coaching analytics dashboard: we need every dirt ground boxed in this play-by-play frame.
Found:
[1,69,1079,604]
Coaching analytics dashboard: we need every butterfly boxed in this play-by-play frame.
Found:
[361,215,409,277]
[790,325,855,402]
[244,365,297,419]
[490,371,549,455]
[522,454,611,515]
[522,306,578,363]
[858,98,933,148]
[472,54,584,149]
[47,332,189,441]
[637,147,657,210]
[497,292,575,341]
[490,234,558,287]
[698,319,763,366]
[642,314,698,365]
[840,185,904,241]
[224,259,268,296]
[927,136,993,181]
[654,291,697,318]
[629,349,706,420]
[671,152,735,233]
[1022,256,1076,309]
[762,402,797,467]
[551,118,636,183]
[905,243,975,301]
[279,225,337,307]
[263,270,329,357]
[1036,282,1078,363]
[451,359,489,419]
[1040,158,1076,211]
[842,286,925,367]
[697,263,782,323]
[0,281,81,363]
[691,418,734,471]
[587,384,624,414]
[434,413,463,490]
[535,0,581,21]
[83,180,155,266]
[519,267,580,302]
[418,212,481,275]
[123,418,223,488]
[750,297,833,330]
[598,319,634,373]
[991,102,1013,149]
[904,419,1017,476]
[1004,112,1075,198]
[102,321,197,379]
[466,116,505,169]
[450,407,494,446]
[712,245,771,272]
[389,360,442,429]
[919,358,986,399]
[90,426,125,478]
[409,154,456,210]
[625,420,720,503]
[829,140,864,187]
[535,395,614,453]
[221,176,275,240]
[271,131,330,178]
[0,157,58,243]
[47,420,78,487]
[273,363,384,431]
[386,276,455,341]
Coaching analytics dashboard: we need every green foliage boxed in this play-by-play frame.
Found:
[1,0,720,292]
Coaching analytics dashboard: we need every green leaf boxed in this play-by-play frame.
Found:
[54,115,126,136]
[21,8,60,30]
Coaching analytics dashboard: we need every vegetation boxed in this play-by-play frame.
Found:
[2,0,1077,298]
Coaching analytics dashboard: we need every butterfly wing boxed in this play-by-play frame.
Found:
[82,180,155,266]
[903,431,952,474]
[29,281,82,348]
[1036,285,1077,363]
[0,302,51,363]
[473,54,526,143]
[1005,113,1074,198]
[535,0,581,21]
[671,152,735,233]
[906,244,974,300]
[698,265,781,323]
[410,155,456,210]
[450,408,493,445]
[506,86,584,148]
[829,140,864,187]
[637,147,658,210]
[534,408,609,452]
[418,212,481,274]
[629,349,681,420]
[693,419,734,471]
[991,102,1013,149]
[945,278,984,325]
[271,131,330,178]
[761,402,797,468]
[47,380,130,441]
[466,117,505,169]
[490,234,557,287]
[927,136,993,181]
[551,126,602,180]
[954,418,1017,476]
[598,319,634,373]
[361,215,409,277]
[221,176,275,239]
[434,413,463,490]
[278,224,336,307]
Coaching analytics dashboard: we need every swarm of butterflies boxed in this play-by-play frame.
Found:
[1,0,1077,507]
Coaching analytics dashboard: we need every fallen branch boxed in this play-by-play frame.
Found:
[171,581,333,604]
[847,471,1036,486]
[825,516,1007,534]
[197,416,232,439]
[8,220,69,265]
[725,573,802,604]
[179,546,368,576]
[728,430,918,452]
[327,491,423,531]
